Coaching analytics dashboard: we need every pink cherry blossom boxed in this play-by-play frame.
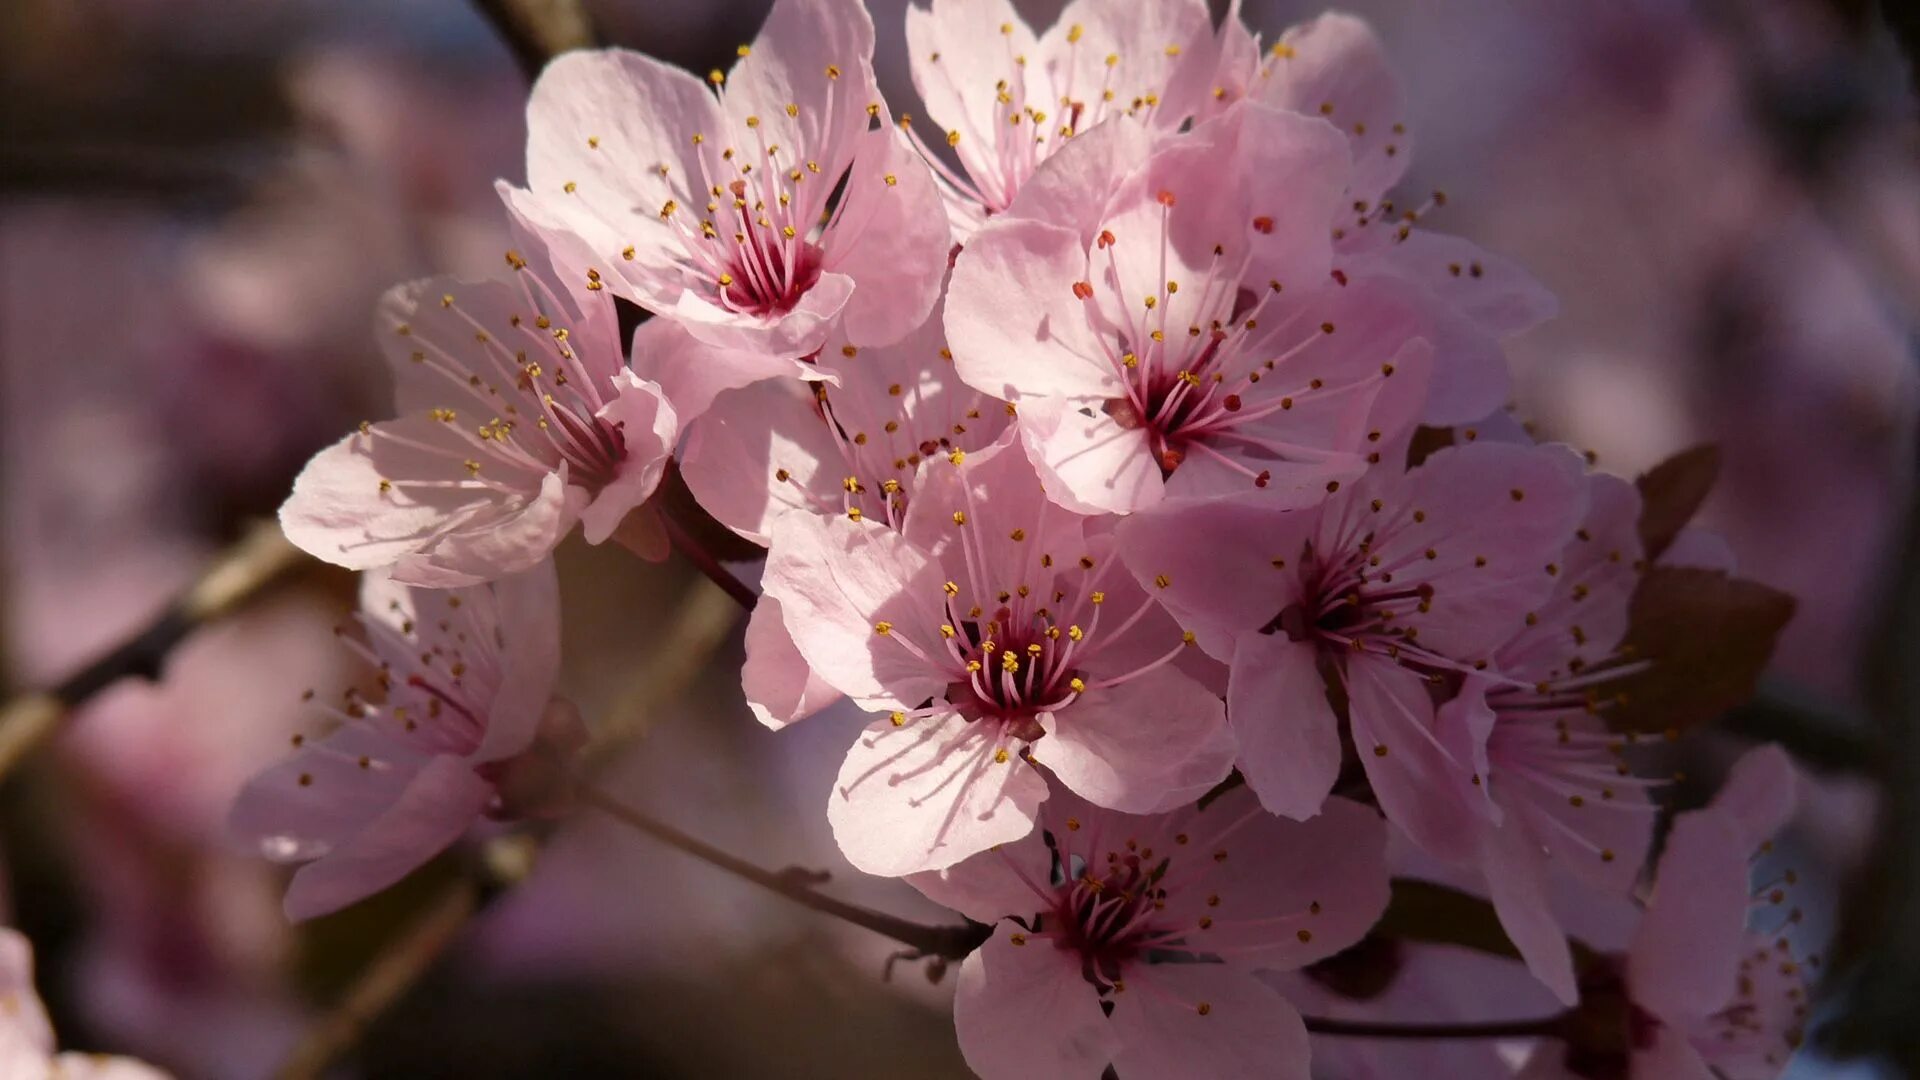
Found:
[1,927,171,1079]
[902,0,1221,237]
[947,99,1438,514]
[680,288,1011,728]
[1218,12,1558,424]
[1117,440,1588,858]
[230,561,582,920]
[763,431,1235,876]
[1523,744,1806,1079]
[501,0,950,359]
[1435,470,1657,1005]
[908,785,1392,1079]
[281,249,678,587]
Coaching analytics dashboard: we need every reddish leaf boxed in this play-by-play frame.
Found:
[1636,445,1721,561]
[1605,567,1795,734]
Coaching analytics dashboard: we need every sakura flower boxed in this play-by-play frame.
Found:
[1221,12,1558,423]
[901,0,1220,237]
[1,927,171,1079]
[502,0,949,358]
[1524,744,1807,1080]
[230,561,583,920]
[908,785,1392,1079]
[764,431,1235,876]
[679,288,1009,728]
[1117,440,1588,857]
[281,251,677,587]
[947,99,1436,514]
[1435,470,1658,1005]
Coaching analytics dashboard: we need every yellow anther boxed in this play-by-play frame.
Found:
[1069,677,1086,693]
[874,621,893,635]
[889,711,906,727]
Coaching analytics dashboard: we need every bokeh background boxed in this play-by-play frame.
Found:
[2,0,1915,1076]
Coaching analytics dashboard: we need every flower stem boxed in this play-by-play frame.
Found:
[574,782,986,960]
[1302,1015,1566,1040]
[660,510,759,611]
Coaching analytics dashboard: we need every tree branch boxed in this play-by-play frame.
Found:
[1303,1014,1566,1040]
[470,0,595,81]
[0,523,309,784]
[575,782,989,961]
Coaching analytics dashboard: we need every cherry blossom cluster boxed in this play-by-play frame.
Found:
[230,1,1812,1076]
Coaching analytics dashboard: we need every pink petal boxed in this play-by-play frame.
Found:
[678,378,838,545]
[1038,664,1234,814]
[578,372,677,545]
[905,825,1055,926]
[953,923,1117,1080]
[1109,963,1311,1080]
[280,419,573,587]
[519,49,723,300]
[468,559,565,764]
[946,217,1122,401]
[1115,501,1310,658]
[1374,440,1590,659]
[1000,115,1154,242]
[1226,633,1343,820]
[1256,12,1409,206]
[1495,472,1642,679]
[1633,1027,1719,1080]
[1046,0,1219,136]
[283,754,495,920]
[1707,743,1799,853]
[1479,815,1579,1006]
[1346,654,1489,863]
[45,1055,174,1080]
[742,595,842,730]
[1158,791,1392,971]
[0,928,55,1058]
[1628,809,1749,1021]
[625,289,824,425]
[722,0,877,163]
[761,513,951,711]
[1018,396,1164,514]
[1378,230,1558,338]
[828,710,1048,876]
[821,125,951,346]
[905,0,1041,220]
[665,267,855,358]
[229,723,437,865]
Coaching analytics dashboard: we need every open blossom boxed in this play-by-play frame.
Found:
[679,289,1010,727]
[2,928,170,1079]
[902,0,1220,237]
[1216,12,1557,423]
[764,431,1235,876]
[1523,745,1806,1080]
[908,785,1391,1079]
[1436,469,1658,1005]
[281,250,677,587]
[947,100,1437,514]
[1117,440,1587,858]
[501,0,950,359]
[230,561,582,920]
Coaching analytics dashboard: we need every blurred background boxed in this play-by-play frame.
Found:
[1,0,1915,1076]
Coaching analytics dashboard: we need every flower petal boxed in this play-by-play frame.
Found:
[953,923,1117,1080]
[1109,963,1310,1080]
[1226,633,1344,821]
[742,594,842,730]
[828,710,1047,876]
[1038,664,1234,814]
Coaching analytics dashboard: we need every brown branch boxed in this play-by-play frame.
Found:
[576,783,989,961]
[470,0,596,81]
[0,522,309,784]
[661,507,760,611]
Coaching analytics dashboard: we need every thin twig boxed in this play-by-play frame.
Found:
[274,881,482,1080]
[575,782,988,961]
[661,509,759,611]
[470,0,595,81]
[0,522,309,784]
